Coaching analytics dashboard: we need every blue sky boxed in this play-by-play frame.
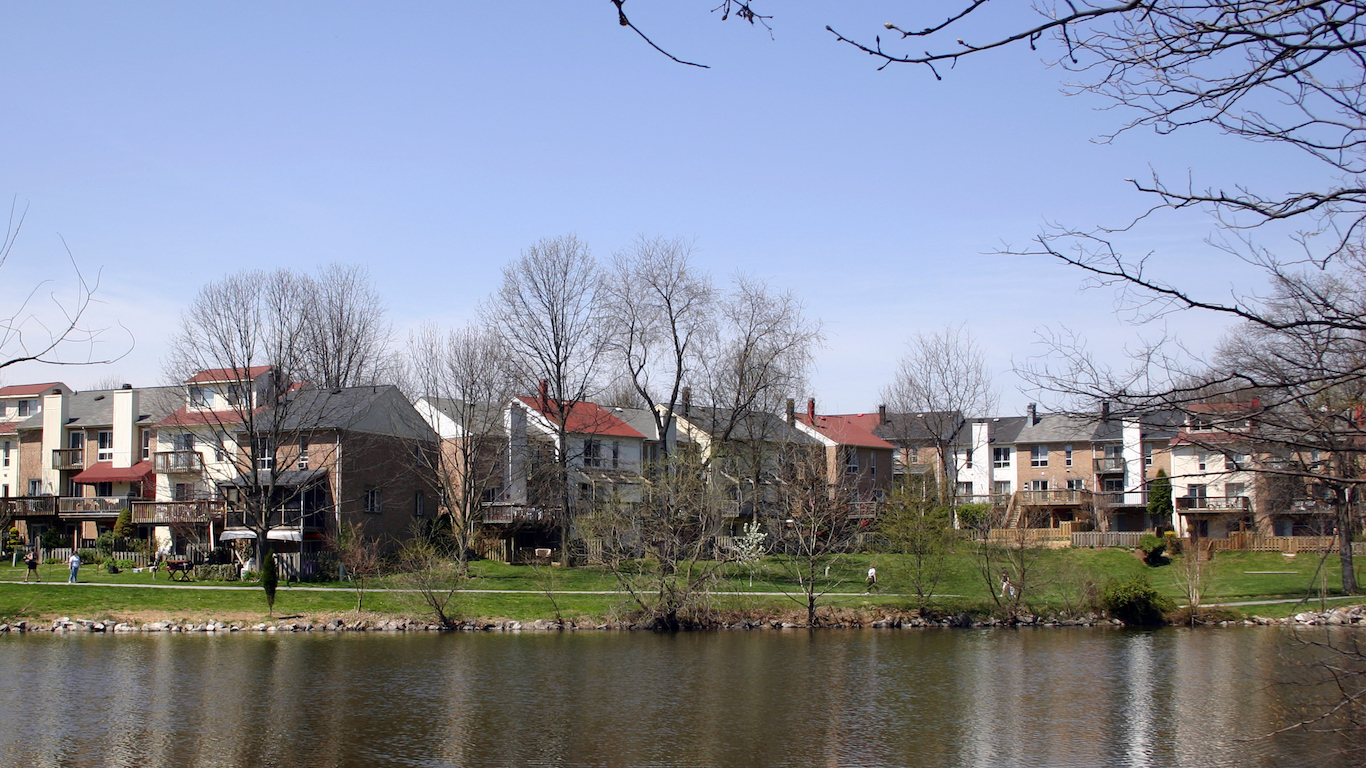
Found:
[0,2,1307,413]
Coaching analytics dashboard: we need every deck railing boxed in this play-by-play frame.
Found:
[52,448,83,470]
[1017,489,1093,506]
[3,497,57,517]
[58,496,132,515]
[1175,496,1250,511]
[131,500,226,524]
[1093,457,1125,472]
[153,451,204,474]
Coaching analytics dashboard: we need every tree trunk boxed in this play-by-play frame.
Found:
[1338,488,1358,594]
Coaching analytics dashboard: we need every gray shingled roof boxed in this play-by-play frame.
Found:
[263,385,436,441]
[17,386,182,430]
[674,406,820,445]
[422,397,508,437]
[609,407,662,442]
[874,411,964,445]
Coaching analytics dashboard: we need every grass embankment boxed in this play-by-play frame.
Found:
[0,546,1360,625]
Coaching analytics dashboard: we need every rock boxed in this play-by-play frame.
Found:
[114,623,134,633]
[506,621,522,631]
[1295,612,1316,623]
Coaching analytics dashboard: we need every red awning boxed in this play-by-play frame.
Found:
[71,461,153,484]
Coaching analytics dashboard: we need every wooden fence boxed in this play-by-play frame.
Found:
[1071,531,1150,549]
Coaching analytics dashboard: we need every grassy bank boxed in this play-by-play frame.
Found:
[0,545,1361,625]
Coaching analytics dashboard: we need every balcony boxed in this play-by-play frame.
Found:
[58,496,132,516]
[1098,491,1148,507]
[848,501,879,519]
[955,494,1010,507]
[1018,489,1093,506]
[153,451,204,474]
[481,505,551,525]
[131,500,226,525]
[1289,499,1334,515]
[1093,457,1125,473]
[52,448,83,470]
[1176,496,1251,511]
[3,497,57,517]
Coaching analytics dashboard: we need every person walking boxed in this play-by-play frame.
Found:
[1000,568,1015,599]
[866,566,878,593]
[23,550,40,583]
[68,551,81,584]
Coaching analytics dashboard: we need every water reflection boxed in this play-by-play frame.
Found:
[0,628,1350,768]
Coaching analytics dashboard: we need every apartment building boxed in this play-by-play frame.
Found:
[0,383,68,500]
[794,399,895,516]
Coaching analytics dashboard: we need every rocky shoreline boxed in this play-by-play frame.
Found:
[1,605,1363,634]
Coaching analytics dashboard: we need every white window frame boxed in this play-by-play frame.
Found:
[1030,445,1048,467]
[1064,444,1073,467]
[365,488,383,515]
[992,447,1011,469]
[97,431,114,462]
[2,440,8,467]
[845,448,860,474]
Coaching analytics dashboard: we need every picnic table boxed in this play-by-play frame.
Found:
[164,559,193,581]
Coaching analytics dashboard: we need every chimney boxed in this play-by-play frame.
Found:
[878,404,887,425]
[1027,402,1038,425]
[41,388,69,496]
[785,398,795,427]
[1100,400,1110,419]
[681,386,691,418]
[807,397,816,423]
[112,386,141,469]
[538,379,549,411]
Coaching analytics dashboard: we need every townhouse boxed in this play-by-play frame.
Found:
[793,398,896,517]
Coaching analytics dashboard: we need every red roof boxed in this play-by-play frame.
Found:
[72,461,153,484]
[516,396,644,438]
[185,366,272,384]
[799,414,896,450]
[0,421,18,435]
[0,382,68,397]
[157,407,245,427]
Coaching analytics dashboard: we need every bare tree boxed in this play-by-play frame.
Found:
[602,236,715,463]
[482,235,607,564]
[764,441,860,626]
[882,324,996,490]
[165,267,408,610]
[300,264,395,389]
[579,447,730,630]
[327,520,382,612]
[410,321,516,575]
[1,199,130,373]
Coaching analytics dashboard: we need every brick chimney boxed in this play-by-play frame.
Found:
[807,397,816,423]
[878,404,887,425]
[681,386,691,417]
[1027,402,1038,425]
[538,379,549,412]
[785,398,795,427]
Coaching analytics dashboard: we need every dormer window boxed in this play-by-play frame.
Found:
[189,386,210,408]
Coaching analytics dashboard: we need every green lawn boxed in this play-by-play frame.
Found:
[0,545,1361,624]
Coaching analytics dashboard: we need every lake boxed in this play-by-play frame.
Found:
[0,627,1356,767]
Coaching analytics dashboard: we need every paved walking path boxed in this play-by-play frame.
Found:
[0,580,929,598]
[1209,594,1361,607]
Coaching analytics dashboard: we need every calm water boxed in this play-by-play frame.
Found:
[0,627,1354,767]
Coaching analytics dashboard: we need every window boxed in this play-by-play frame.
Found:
[227,385,247,408]
[1066,478,1085,490]
[1187,484,1207,498]
[414,491,425,517]
[612,441,620,469]
[1,485,7,498]
[189,386,210,408]
[141,430,151,460]
[845,448,860,474]
[95,482,113,497]
[364,488,383,515]
[1103,478,1124,494]
[173,433,196,451]
[2,440,8,467]
[214,441,226,462]
[1197,454,1207,471]
[1028,479,1049,491]
[993,480,1012,496]
[1064,444,1073,467]
[1104,445,1123,459]
[0,402,6,417]
[17,400,33,418]
[955,482,974,497]
[1190,417,1212,431]
[583,439,602,468]
[297,438,309,470]
[69,431,83,450]
[1224,452,1245,471]
[960,449,972,469]
[1144,444,1154,467]
[254,438,273,470]
[480,488,498,504]
[1225,482,1246,498]
[1030,445,1048,467]
[97,431,113,462]
[992,447,1011,469]
[28,479,42,496]
[174,483,193,502]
